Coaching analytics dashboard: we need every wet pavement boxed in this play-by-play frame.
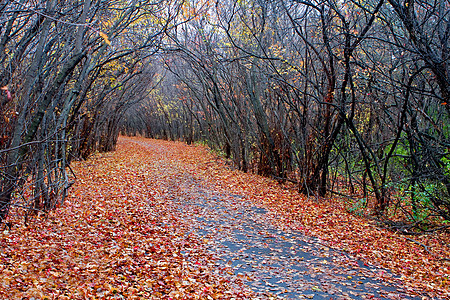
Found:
[134,139,424,299]
[173,188,420,299]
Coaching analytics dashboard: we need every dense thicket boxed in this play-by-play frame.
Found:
[0,0,179,221]
[1,0,449,228]
[122,0,450,227]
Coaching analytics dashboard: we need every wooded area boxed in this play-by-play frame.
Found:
[0,0,449,230]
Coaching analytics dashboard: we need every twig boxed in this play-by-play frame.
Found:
[404,237,450,262]
[10,0,94,27]
[405,237,430,253]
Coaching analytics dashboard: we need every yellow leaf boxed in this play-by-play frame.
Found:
[99,31,111,45]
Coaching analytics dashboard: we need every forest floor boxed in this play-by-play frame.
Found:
[1,136,449,299]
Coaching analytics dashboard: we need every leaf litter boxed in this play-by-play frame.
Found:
[1,136,449,299]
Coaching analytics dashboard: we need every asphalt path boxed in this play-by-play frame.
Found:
[134,139,423,300]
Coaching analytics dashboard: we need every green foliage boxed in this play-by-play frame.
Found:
[348,197,367,216]
[400,181,448,222]
[194,140,209,147]
[441,156,450,177]
[405,183,433,221]
[385,142,408,157]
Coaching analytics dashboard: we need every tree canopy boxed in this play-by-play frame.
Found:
[1,0,449,229]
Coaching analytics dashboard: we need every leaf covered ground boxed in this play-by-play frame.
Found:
[1,136,449,299]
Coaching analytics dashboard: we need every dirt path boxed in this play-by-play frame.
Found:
[130,138,425,299]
